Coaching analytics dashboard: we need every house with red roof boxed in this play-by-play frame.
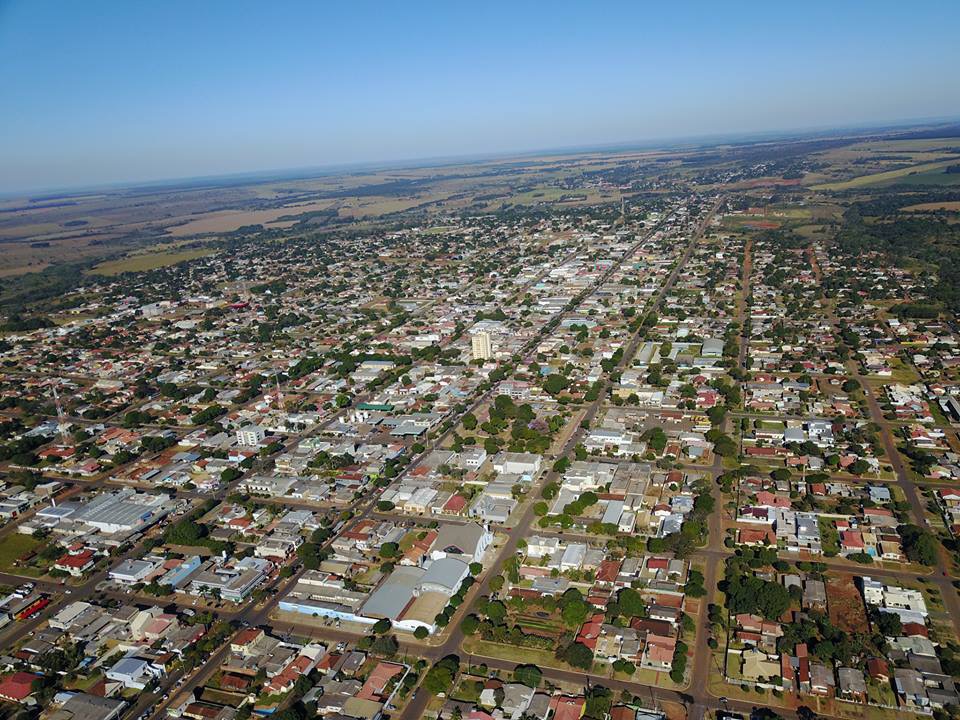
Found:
[737,527,776,546]
[902,622,929,638]
[781,653,795,692]
[867,657,890,682]
[315,652,340,674]
[595,559,622,584]
[550,696,585,720]
[645,557,670,572]
[356,662,405,702]
[220,674,251,691]
[54,548,96,577]
[641,634,677,671]
[442,494,468,516]
[265,654,318,694]
[796,642,811,691]
[0,672,40,703]
[840,530,865,553]
[230,628,265,654]
[754,491,791,509]
[575,612,606,650]
[38,445,76,461]
[465,712,495,720]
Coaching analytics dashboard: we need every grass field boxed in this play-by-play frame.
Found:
[879,168,960,187]
[90,247,215,275]
[851,139,960,152]
[903,201,960,212]
[165,202,336,236]
[812,159,960,190]
[0,534,41,573]
[462,636,577,672]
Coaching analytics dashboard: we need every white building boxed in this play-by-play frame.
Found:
[471,332,493,361]
[491,452,541,477]
[236,424,266,447]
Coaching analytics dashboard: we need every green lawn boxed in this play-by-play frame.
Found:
[0,535,41,572]
[867,680,896,707]
[65,671,104,692]
[451,678,483,703]
[462,637,570,671]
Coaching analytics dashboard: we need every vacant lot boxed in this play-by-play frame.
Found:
[0,534,40,573]
[827,575,869,633]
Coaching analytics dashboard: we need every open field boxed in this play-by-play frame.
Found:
[90,247,216,275]
[0,534,40,573]
[165,201,337,236]
[850,139,960,152]
[812,159,960,190]
[903,201,960,212]
[879,168,960,187]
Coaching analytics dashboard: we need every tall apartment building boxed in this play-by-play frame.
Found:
[471,331,493,361]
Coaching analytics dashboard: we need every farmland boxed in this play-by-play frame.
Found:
[903,201,960,212]
[811,158,960,190]
[90,247,217,275]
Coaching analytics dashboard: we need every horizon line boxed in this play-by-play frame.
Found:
[5,113,960,200]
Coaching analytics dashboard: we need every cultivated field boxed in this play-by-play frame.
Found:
[90,247,216,275]
[903,201,960,212]
[165,201,336,236]
[812,159,960,191]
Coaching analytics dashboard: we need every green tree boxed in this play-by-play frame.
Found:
[461,614,480,635]
[513,664,542,688]
[485,600,507,623]
[558,642,593,670]
[561,598,589,627]
[617,588,646,618]
[900,524,938,565]
[543,374,570,395]
[423,655,459,695]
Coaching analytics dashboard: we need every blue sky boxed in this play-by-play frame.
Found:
[1,1,959,193]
